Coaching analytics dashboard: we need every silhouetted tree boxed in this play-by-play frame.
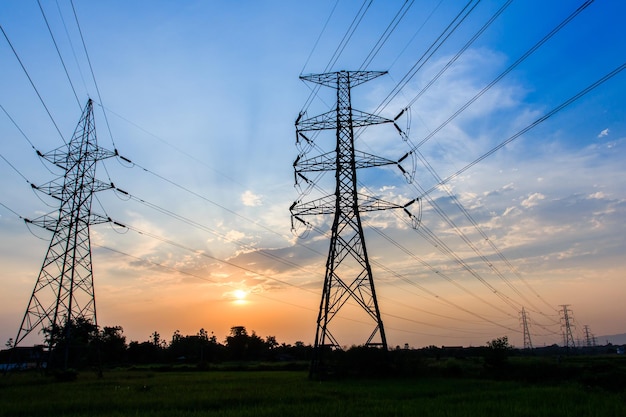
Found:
[128,340,163,364]
[44,316,99,369]
[225,326,249,360]
[167,330,221,363]
[247,331,266,360]
[99,326,127,365]
[484,336,513,368]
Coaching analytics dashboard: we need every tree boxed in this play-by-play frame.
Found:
[225,326,249,360]
[43,316,99,369]
[151,331,161,347]
[265,335,278,350]
[128,341,162,364]
[171,329,182,345]
[99,326,127,365]
[484,336,513,368]
[247,331,265,360]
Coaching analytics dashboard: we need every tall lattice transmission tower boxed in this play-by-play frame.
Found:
[13,99,115,368]
[559,304,576,349]
[291,71,418,376]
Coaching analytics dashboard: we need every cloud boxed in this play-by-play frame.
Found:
[241,190,263,207]
[597,128,609,138]
[520,193,545,208]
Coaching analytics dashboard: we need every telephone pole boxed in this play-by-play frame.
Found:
[291,71,418,377]
[13,99,115,369]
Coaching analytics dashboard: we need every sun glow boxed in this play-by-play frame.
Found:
[229,289,249,305]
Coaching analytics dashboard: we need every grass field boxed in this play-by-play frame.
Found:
[1,366,625,417]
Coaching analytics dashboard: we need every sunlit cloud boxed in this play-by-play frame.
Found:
[520,192,545,208]
[241,190,263,207]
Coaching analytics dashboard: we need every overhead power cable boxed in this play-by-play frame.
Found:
[363,1,599,319]
[0,153,32,185]
[111,184,326,281]
[411,0,596,150]
[37,0,81,109]
[0,104,37,151]
[300,0,340,75]
[298,208,522,331]
[54,0,89,94]
[374,0,480,115]
[404,0,513,109]
[409,146,560,317]
[100,218,318,296]
[0,201,25,220]
[94,244,319,314]
[69,0,116,151]
[300,0,373,113]
[100,103,247,188]
[0,22,66,144]
[358,0,416,70]
[420,60,626,198]
[387,0,445,71]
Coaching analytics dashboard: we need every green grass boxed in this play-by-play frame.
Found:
[1,368,624,417]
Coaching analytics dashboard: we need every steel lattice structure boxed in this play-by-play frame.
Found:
[559,304,576,349]
[520,307,533,350]
[14,99,115,367]
[291,71,418,376]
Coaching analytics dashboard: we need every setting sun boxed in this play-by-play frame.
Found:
[233,290,248,302]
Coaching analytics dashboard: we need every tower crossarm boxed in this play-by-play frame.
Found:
[292,194,418,222]
[291,194,418,217]
[295,149,397,172]
[300,70,387,88]
[39,144,117,170]
[32,178,114,200]
[290,195,336,216]
[297,109,392,132]
[25,211,111,232]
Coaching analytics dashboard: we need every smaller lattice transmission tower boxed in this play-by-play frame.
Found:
[13,99,115,369]
[291,71,418,376]
[520,307,533,350]
[559,304,576,349]
[583,325,596,348]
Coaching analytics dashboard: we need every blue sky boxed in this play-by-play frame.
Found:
[1,0,625,349]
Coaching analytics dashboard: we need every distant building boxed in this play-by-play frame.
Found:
[0,346,45,370]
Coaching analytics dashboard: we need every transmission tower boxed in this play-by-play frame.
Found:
[583,325,596,348]
[520,307,533,350]
[559,304,576,349]
[291,71,418,376]
[13,99,115,369]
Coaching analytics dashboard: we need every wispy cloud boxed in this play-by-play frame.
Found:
[597,128,609,138]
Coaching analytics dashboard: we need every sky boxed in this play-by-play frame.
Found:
[0,0,625,350]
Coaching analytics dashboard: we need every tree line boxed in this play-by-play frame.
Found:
[14,319,312,370]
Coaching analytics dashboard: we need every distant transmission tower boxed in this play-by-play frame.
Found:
[520,307,533,350]
[583,325,596,348]
[291,71,418,376]
[14,99,115,368]
[559,304,576,349]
